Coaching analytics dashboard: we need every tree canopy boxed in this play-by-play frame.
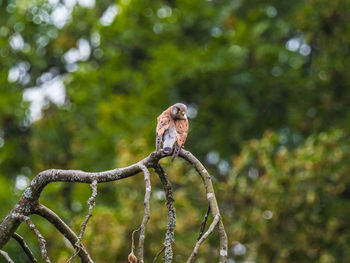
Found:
[0,0,349,262]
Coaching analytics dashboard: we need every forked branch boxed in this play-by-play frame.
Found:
[33,204,93,262]
[12,233,37,262]
[0,150,228,263]
[13,214,50,263]
[180,151,228,262]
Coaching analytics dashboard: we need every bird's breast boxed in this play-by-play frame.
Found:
[167,126,178,137]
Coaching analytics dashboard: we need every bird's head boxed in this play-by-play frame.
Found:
[171,103,187,120]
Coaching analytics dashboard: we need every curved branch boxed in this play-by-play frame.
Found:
[154,164,176,263]
[197,205,210,241]
[137,165,152,263]
[0,150,228,263]
[153,246,165,263]
[33,204,93,263]
[187,215,220,263]
[0,151,167,249]
[179,150,228,263]
[128,227,140,262]
[12,233,37,262]
[13,214,50,263]
[67,180,98,263]
[0,250,14,263]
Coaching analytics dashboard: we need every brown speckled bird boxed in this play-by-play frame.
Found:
[156,103,189,161]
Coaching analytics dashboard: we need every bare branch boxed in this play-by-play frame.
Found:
[180,150,228,263]
[128,227,141,263]
[198,205,210,240]
[137,165,152,263]
[67,180,98,263]
[187,215,220,263]
[153,246,165,263]
[78,180,98,240]
[12,233,37,262]
[154,164,176,263]
[130,227,141,254]
[0,150,228,262]
[13,214,51,263]
[0,151,167,249]
[0,250,14,263]
[33,204,93,263]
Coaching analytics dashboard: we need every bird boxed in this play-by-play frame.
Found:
[156,103,189,161]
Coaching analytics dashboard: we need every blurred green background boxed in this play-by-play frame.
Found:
[1,0,350,262]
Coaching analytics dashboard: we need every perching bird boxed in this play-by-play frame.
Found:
[156,103,189,161]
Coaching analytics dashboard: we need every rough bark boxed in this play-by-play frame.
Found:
[155,164,176,263]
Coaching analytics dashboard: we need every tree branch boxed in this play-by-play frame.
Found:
[12,233,37,262]
[153,246,165,263]
[187,215,220,263]
[33,204,93,263]
[137,165,152,263]
[0,151,166,249]
[13,214,50,263]
[67,180,98,263]
[197,205,210,241]
[0,150,228,262]
[179,150,228,263]
[154,164,176,263]
[128,227,140,263]
[0,250,14,263]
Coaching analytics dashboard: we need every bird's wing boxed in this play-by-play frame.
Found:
[156,107,174,151]
[175,118,189,147]
[156,112,172,136]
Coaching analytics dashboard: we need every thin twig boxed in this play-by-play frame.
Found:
[197,205,211,240]
[128,227,141,263]
[12,232,37,262]
[137,165,151,263]
[130,227,141,254]
[33,204,93,263]
[0,250,14,263]
[13,214,51,263]
[154,164,176,263]
[187,215,220,263]
[67,180,98,263]
[153,246,165,263]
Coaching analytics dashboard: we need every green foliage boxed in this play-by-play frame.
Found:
[226,130,350,262]
[0,0,350,261]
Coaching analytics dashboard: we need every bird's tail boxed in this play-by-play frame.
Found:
[171,145,181,162]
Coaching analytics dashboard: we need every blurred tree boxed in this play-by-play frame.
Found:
[225,129,350,262]
[1,0,350,261]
